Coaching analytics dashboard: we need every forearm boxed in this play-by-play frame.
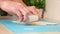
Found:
[0,0,12,8]
[13,0,27,7]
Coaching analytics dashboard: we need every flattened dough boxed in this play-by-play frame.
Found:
[12,21,26,24]
[28,21,58,25]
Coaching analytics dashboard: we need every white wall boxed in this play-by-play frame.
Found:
[44,0,60,22]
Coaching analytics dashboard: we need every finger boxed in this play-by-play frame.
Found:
[20,9,27,22]
[17,11,23,22]
[13,10,23,22]
[28,6,38,15]
[36,9,40,15]
[28,12,34,16]
[36,9,42,20]
[18,3,30,13]
[18,6,28,22]
[23,13,27,22]
[29,6,42,19]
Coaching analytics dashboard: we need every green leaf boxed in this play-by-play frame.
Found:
[23,0,45,9]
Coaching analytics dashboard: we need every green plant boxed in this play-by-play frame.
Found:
[23,0,45,9]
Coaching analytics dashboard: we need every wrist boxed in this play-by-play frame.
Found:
[0,1,2,8]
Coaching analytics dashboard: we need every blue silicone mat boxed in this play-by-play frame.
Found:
[0,20,60,33]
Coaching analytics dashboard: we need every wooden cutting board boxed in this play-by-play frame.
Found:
[0,24,12,34]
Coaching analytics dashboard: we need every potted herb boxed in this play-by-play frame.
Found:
[23,0,45,9]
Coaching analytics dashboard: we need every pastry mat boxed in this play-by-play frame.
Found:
[0,20,60,33]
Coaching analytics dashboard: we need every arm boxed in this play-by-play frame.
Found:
[0,0,27,8]
[0,0,11,8]
[0,0,2,8]
[13,0,27,7]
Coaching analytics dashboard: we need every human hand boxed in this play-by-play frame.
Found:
[28,6,42,20]
[0,1,29,22]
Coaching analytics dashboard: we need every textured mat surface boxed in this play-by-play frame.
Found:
[0,20,60,33]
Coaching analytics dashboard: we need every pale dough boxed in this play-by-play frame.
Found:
[12,15,57,25]
[28,21,58,25]
[12,20,58,25]
[12,15,39,24]
[12,21,26,24]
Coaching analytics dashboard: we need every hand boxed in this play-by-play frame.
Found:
[28,6,42,20]
[0,1,28,22]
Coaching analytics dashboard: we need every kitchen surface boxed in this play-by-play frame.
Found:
[0,20,60,34]
[0,0,60,34]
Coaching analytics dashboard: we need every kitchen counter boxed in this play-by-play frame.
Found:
[0,20,60,34]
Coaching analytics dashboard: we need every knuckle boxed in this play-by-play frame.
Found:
[31,6,35,8]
